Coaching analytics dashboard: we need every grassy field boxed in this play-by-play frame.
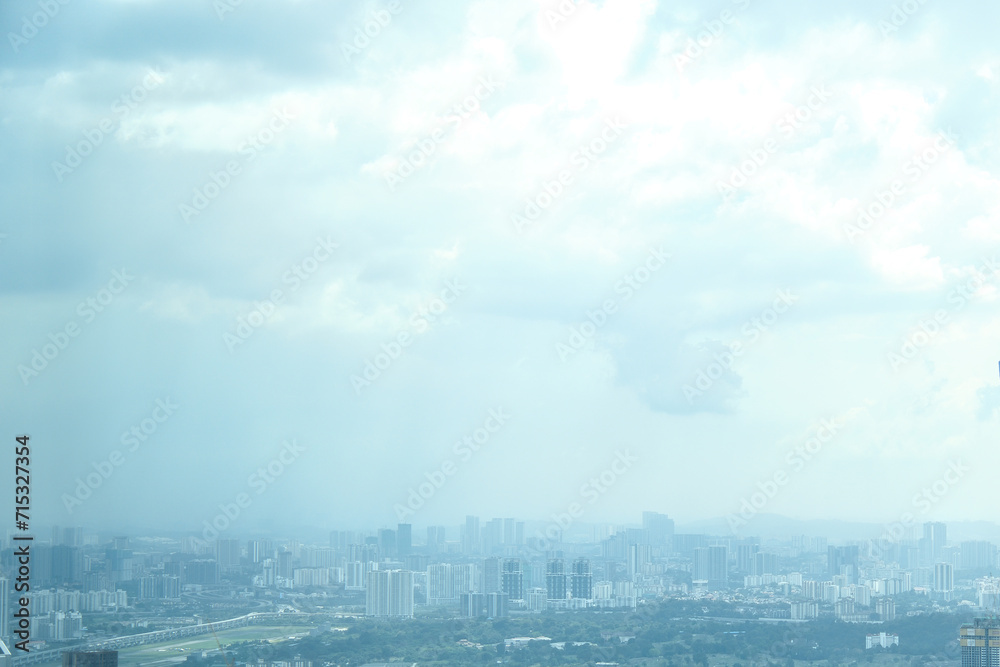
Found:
[33,625,314,667]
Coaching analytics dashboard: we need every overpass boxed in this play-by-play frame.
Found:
[12,612,312,667]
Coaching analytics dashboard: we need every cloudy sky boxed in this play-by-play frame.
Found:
[2,0,999,539]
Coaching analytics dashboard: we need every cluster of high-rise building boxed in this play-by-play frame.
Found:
[365,517,994,624]
[365,569,413,618]
[30,611,84,642]
[28,589,128,614]
[1,515,997,655]
[341,512,678,617]
[725,523,995,622]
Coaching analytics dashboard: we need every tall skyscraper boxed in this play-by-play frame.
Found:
[453,563,477,597]
[960,617,1000,666]
[875,597,895,621]
[828,545,859,584]
[934,562,955,597]
[736,542,760,573]
[215,539,241,571]
[329,531,349,550]
[426,562,477,605]
[346,544,378,591]
[673,534,708,558]
[404,554,428,572]
[463,516,480,555]
[546,559,566,602]
[627,544,651,580]
[427,564,454,604]
[460,592,487,618]
[277,550,294,579]
[923,522,947,565]
[528,559,545,590]
[426,526,446,554]
[365,570,413,617]
[642,511,675,547]
[571,558,592,600]
[753,552,778,576]
[396,524,412,557]
[482,518,503,554]
[378,528,397,559]
[105,549,134,586]
[62,528,84,548]
[348,543,379,563]
[247,539,273,563]
[501,558,523,601]
[694,546,728,590]
[962,541,998,570]
[481,556,501,594]
[601,532,627,560]
[499,518,523,545]
[185,560,220,585]
[486,592,508,618]
[48,546,83,586]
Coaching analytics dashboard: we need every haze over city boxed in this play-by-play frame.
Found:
[5,3,1000,665]
[2,0,1000,539]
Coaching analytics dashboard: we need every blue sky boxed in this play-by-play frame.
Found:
[2,0,999,537]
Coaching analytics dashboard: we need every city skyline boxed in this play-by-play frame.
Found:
[2,514,995,662]
[5,0,999,663]
[3,0,1000,535]
[26,511,1000,549]
[17,506,1000,549]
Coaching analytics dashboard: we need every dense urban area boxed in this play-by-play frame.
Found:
[1,514,998,666]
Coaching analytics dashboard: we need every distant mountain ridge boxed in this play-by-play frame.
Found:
[677,514,1000,543]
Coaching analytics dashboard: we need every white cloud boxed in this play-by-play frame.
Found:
[4,0,1000,529]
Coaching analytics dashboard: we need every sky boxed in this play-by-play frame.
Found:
[1,0,999,540]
